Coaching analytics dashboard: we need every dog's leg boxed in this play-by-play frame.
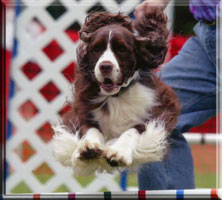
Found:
[104,128,140,167]
[72,127,104,163]
[104,120,168,167]
[133,120,168,164]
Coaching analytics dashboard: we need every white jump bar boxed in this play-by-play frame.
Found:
[2,189,222,199]
[183,133,222,144]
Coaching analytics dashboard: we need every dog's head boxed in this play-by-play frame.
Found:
[76,9,168,96]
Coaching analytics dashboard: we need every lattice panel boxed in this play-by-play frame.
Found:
[6,0,140,193]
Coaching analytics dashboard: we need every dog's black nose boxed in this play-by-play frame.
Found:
[100,63,113,75]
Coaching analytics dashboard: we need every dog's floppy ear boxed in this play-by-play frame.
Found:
[79,31,92,43]
[134,33,168,70]
[77,30,92,65]
[133,7,169,70]
[76,34,90,76]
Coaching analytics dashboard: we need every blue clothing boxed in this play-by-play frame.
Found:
[138,21,216,189]
[189,0,219,21]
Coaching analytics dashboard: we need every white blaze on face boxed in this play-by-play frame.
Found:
[94,31,120,83]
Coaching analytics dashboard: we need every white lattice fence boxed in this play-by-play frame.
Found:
[6,0,140,193]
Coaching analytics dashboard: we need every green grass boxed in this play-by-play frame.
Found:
[115,172,138,187]
[75,175,96,187]
[125,172,216,189]
[194,172,216,188]
[53,184,71,193]
[10,172,216,193]
[11,181,33,193]
[127,173,138,187]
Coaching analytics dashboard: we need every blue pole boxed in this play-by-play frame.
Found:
[120,170,128,191]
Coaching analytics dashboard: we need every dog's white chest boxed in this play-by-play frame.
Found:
[93,83,158,140]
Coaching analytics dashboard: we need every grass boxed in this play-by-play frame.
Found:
[9,144,216,193]
[10,172,216,193]
[125,172,216,189]
[194,173,216,188]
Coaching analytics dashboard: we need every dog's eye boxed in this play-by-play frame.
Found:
[118,46,127,53]
[92,46,101,53]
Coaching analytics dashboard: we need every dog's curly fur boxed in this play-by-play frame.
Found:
[63,9,170,133]
[52,9,181,176]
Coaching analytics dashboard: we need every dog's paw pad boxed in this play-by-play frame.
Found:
[104,148,132,167]
[105,158,121,167]
[76,140,103,161]
[79,147,102,160]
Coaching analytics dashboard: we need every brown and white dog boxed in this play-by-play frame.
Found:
[52,8,181,176]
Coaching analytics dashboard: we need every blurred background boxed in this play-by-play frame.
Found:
[3,0,217,193]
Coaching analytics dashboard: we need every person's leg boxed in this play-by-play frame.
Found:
[138,22,216,190]
[138,133,194,189]
[161,22,216,134]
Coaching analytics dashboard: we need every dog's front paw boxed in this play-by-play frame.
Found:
[72,128,105,164]
[103,146,132,167]
[75,140,103,161]
[77,140,103,160]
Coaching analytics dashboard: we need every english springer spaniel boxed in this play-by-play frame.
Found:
[52,8,181,176]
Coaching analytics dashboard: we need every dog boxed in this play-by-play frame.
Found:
[52,8,181,176]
